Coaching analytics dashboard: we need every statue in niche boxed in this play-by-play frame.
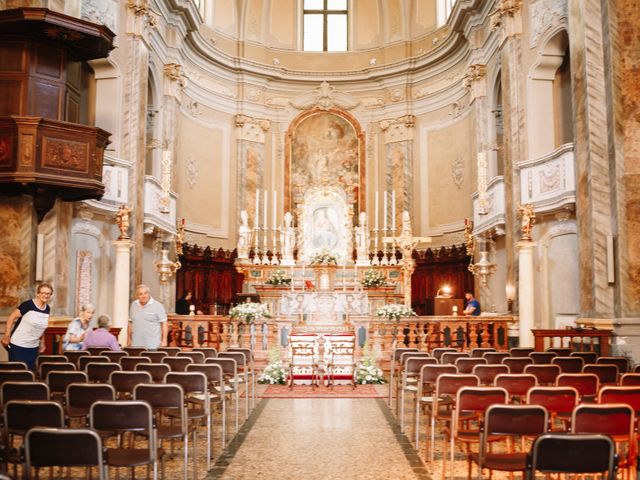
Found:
[311,207,339,251]
[519,203,536,241]
[237,210,252,259]
[280,212,296,265]
[355,211,370,264]
[115,204,132,240]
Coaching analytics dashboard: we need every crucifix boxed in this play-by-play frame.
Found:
[383,211,432,307]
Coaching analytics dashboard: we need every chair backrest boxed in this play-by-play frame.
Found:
[86,362,121,383]
[157,347,181,355]
[570,351,598,364]
[555,373,599,400]
[205,357,237,377]
[135,363,171,383]
[194,347,218,359]
[484,404,548,437]
[551,356,584,373]
[100,351,128,363]
[78,356,110,371]
[523,364,561,386]
[177,351,206,363]
[583,363,619,385]
[441,352,470,365]
[86,347,109,356]
[455,357,487,374]
[133,382,184,409]
[1,381,49,404]
[46,371,88,395]
[403,356,438,376]
[392,347,419,362]
[546,347,572,357]
[289,337,318,365]
[108,371,152,396]
[90,400,154,435]
[25,427,105,479]
[419,364,458,387]
[572,403,634,436]
[620,373,640,386]
[502,356,534,373]
[634,364,640,374]
[0,369,35,385]
[36,355,67,369]
[0,361,28,371]
[598,386,640,413]
[123,346,147,356]
[472,364,509,385]
[164,371,208,396]
[509,347,534,358]
[483,351,510,365]
[62,351,91,367]
[529,352,557,364]
[526,386,578,415]
[66,383,116,409]
[455,386,508,418]
[4,400,65,435]
[431,347,458,361]
[39,362,75,380]
[528,433,617,479]
[597,356,629,374]
[120,356,151,371]
[435,373,479,397]
[140,351,168,362]
[162,356,194,372]
[494,373,537,400]
[470,348,496,358]
[186,363,224,384]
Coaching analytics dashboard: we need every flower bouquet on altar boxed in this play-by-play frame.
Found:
[265,270,291,286]
[376,303,416,322]
[309,250,338,266]
[361,269,386,288]
[229,302,271,323]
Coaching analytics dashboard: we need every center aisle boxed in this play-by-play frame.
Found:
[207,398,430,480]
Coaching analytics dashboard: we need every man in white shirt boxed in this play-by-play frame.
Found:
[128,284,168,349]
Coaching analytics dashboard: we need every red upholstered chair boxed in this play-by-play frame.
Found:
[482,351,510,365]
[598,386,640,416]
[583,363,619,386]
[571,351,598,364]
[470,347,496,358]
[526,386,578,431]
[546,347,572,356]
[620,373,640,387]
[556,373,599,402]
[455,357,487,374]
[502,356,534,374]
[494,373,537,403]
[524,364,561,386]
[472,364,509,386]
[509,347,534,358]
[389,348,419,408]
[552,356,584,373]
[529,352,557,364]
[398,356,438,432]
[597,356,630,374]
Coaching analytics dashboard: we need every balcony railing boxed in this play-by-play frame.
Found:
[472,176,505,235]
[519,143,575,211]
[144,175,177,234]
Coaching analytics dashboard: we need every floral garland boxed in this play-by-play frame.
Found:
[265,270,291,285]
[309,250,338,266]
[361,269,386,288]
[229,302,271,323]
[376,303,416,321]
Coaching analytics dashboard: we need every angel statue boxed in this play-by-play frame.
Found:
[115,204,132,240]
[519,203,536,241]
[355,211,370,265]
[279,211,296,266]
[237,210,252,259]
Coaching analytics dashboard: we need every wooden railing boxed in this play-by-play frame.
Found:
[532,328,611,356]
[167,314,514,370]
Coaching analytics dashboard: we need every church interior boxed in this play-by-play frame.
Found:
[0,0,638,478]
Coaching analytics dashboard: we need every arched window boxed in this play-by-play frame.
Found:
[490,75,504,177]
[436,0,457,27]
[145,71,160,177]
[553,47,573,147]
[303,0,348,52]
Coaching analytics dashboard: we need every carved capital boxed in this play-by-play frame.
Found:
[490,0,523,39]
[463,64,487,100]
[125,0,156,37]
[290,81,360,111]
[235,114,270,143]
[163,63,186,99]
[379,115,415,143]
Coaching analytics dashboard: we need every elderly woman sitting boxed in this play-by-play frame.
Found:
[82,315,121,351]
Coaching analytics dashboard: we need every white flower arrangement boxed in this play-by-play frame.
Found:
[309,250,338,266]
[356,357,386,384]
[229,302,271,323]
[258,360,287,384]
[376,303,416,321]
[361,269,386,288]
[265,270,291,286]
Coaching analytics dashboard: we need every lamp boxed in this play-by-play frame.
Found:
[469,251,497,287]
[505,283,516,313]
[154,248,181,284]
[436,285,452,298]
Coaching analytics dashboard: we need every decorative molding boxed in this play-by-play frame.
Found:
[163,63,186,100]
[489,0,523,39]
[451,156,464,189]
[529,0,568,48]
[463,64,487,100]
[102,165,129,204]
[75,250,92,316]
[235,114,270,143]
[379,115,415,143]
[472,176,506,236]
[186,155,199,188]
[476,152,489,214]
[81,0,118,32]
[290,81,360,111]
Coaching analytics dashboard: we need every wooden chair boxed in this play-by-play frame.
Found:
[157,347,181,356]
[100,350,128,363]
[556,373,599,402]
[86,362,121,383]
[526,386,578,431]
[108,371,152,399]
[455,357,487,374]
[227,347,255,407]
[325,334,357,390]
[193,347,218,359]
[46,370,88,402]
[65,383,115,425]
[523,364,561,386]
[598,386,640,416]
[86,347,109,356]
[205,358,240,433]
[620,373,640,387]
[119,355,151,371]
[122,346,147,356]
[62,350,91,367]
[571,351,598,364]
[546,347,572,356]
[140,351,168,363]
[583,363,619,386]
[388,347,419,407]
[78,355,109,371]
[0,362,28,371]
[432,347,458,362]
[0,370,35,387]
[39,361,75,381]
[36,355,67,370]
[441,351,470,366]
[472,364,509,386]
[397,356,438,433]
[288,335,320,389]
[509,347,534,358]
[597,356,630,374]
[135,363,171,383]
[528,351,557,364]
[186,362,228,449]
[483,351,510,365]
[470,348,496,358]
[218,351,251,419]
[494,373,537,403]
[162,356,194,372]
[552,356,584,373]
[502,356,534,374]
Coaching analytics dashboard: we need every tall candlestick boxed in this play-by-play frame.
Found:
[255,189,260,229]
[383,191,388,231]
[263,190,268,232]
[272,191,277,230]
[302,263,305,291]
[391,190,396,231]
[374,191,379,230]
[342,263,346,292]
[290,265,294,292]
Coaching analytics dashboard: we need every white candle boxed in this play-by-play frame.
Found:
[383,191,388,231]
[272,190,277,230]
[374,191,379,230]
[302,263,305,291]
[342,263,346,291]
[290,265,294,291]
[391,190,396,231]
[255,189,260,228]
[353,263,357,286]
[263,190,268,232]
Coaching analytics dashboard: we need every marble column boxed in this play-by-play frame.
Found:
[112,240,133,345]
[517,240,536,347]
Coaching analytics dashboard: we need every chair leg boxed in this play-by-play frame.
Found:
[183,432,188,480]
[192,429,197,480]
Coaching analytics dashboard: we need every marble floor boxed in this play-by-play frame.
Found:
[207,398,430,480]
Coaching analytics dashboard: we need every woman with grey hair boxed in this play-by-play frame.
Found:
[63,303,94,351]
[82,314,121,351]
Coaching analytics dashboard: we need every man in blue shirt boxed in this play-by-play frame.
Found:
[463,291,481,316]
